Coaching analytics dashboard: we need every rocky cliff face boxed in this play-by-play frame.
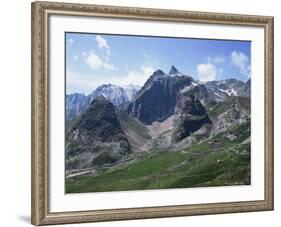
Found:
[209,96,250,135]
[179,83,217,109]
[127,66,194,124]
[123,84,141,100]
[89,84,129,107]
[173,94,212,142]
[66,96,130,169]
[66,93,89,120]
[240,78,251,97]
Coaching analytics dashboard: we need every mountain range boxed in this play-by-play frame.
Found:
[65,65,251,192]
[66,84,140,120]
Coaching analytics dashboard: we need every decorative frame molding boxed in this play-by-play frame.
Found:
[31,1,274,225]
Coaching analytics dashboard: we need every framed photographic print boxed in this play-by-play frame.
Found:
[31,1,274,225]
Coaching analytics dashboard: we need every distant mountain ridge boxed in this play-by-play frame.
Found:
[66,66,250,122]
[89,84,129,106]
[66,84,140,120]
[204,78,250,102]
[66,93,89,120]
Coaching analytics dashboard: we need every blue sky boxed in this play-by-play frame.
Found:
[66,32,251,95]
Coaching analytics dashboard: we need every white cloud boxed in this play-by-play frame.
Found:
[67,69,128,94]
[197,63,217,82]
[66,71,103,95]
[83,51,117,71]
[124,71,148,86]
[119,53,158,86]
[70,53,157,94]
[231,51,251,77]
[141,65,155,77]
[103,62,117,71]
[81,36,116,71]
[207,55,225,64]
[96,35,110,55]
[122,63,156,86]
[73,54,78,61]
[124,65,129,72]
[84,52,102,70]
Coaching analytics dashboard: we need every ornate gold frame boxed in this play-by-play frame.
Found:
[31,1,274,225]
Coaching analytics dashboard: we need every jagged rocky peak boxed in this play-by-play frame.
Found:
[77,96,119,135]
[127,67,194,124]
[89,84,129,107]
[151,65,185,78]
[88,95,116,112]
[65,95,131,169]
[169,65,180,74]
[224,78,238,83]
[168,65,194,79]
[95,83,115,91]
[102,83,113,87]
[152,69,166,77]
[90,95,108,105]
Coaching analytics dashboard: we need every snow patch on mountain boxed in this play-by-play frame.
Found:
[180,81,199,94]
[205,78,248,102]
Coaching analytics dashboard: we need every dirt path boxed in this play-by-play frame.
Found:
[66,169,96,179]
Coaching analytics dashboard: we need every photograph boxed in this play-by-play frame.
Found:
[65,33,251,193]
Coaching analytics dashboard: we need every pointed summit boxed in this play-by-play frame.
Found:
[90,95,108,106]
[169,65,179,74]
[152,69,166,77]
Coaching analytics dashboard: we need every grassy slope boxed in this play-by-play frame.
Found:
[66,120,251,193]
[122,117,151,140]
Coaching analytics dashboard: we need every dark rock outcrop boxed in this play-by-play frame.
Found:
[74,96,127,142]
[127,66,194,124]
[66,96,130,169]
[173,94,211,142]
